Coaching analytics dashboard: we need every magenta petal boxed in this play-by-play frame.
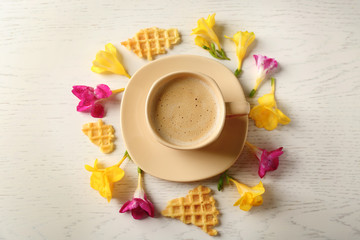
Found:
[91,103,105,118]
[253,54,259,65]
[258,148,282,178]
[144,194,155,217]
[135,198,152,217]
[95,84,112,99]
[120,198,154,220]
[119,200,134,213]
[268,147,284,159]
[77,93,97,112]
[77,101,92,112]
[131,207,147,220]
[263,58,278,73]
[72,85,94,100]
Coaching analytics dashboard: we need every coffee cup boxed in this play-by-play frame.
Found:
[145,71,250,150]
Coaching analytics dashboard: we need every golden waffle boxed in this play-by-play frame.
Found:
[121,27,181,61]
[161,185,219,236]
[82,119,115,154]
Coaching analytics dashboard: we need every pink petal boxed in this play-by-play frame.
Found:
[72,85,94,100]
[95,84,112,99]
[253,55,278,73]
[90,103,105,118]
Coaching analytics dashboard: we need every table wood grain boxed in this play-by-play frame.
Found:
[1,0,359,239]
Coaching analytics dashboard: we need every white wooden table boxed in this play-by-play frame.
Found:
[1,0,360,239]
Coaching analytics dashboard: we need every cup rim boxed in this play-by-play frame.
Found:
[145,71,226,150]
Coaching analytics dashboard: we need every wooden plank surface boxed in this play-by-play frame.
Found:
[0,0,359,239]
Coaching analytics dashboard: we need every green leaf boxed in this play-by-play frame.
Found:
[202,45,210,50]
[217,175,224,191]
[217,171,229,191]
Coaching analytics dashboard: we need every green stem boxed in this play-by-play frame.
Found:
[271,77,276,94]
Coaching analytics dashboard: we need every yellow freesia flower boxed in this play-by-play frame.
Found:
[191,13,229,60]
[230,179,265,211]
[91,43,131,78]
[85,152,129,202]
[225,31,255,76]
[249,78,291,131]
[192,13,220,49]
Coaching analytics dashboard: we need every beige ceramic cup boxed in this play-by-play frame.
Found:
[145,71,250,150]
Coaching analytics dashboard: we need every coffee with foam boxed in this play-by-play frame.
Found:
[152,76,220,146]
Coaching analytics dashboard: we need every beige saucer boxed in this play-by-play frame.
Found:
[120,55,248,182]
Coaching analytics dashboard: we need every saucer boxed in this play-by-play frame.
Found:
[120,55,248,182]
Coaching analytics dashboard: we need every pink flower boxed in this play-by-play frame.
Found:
[250,55,278,97]
[120,168,154,220]
[72,84,124,118]
[246,142,283,178]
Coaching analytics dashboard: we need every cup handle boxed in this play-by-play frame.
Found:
[225,101,250,118]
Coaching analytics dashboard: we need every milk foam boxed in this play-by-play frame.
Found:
[153,76,220,146]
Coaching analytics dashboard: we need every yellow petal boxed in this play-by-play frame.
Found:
[97,176,113,202]
[105,166,125,182]
[252,195,264,206]
[259,107,279,131]
[250,104,280,131]
[258,93,276,107]
[230,178,250,195]
[249,105,266,129]
[89,172,104,191]
[276,108,291,125]
[224,35,235,42]
[91,65,108,74]
[91,43,130,78]
[251,181,265,196]
[194,36,210,48]
[205,13,216,28]
[238,193,255,211]
[85,164,95,172]
[240,31,255,49]
[105,43,118,56]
